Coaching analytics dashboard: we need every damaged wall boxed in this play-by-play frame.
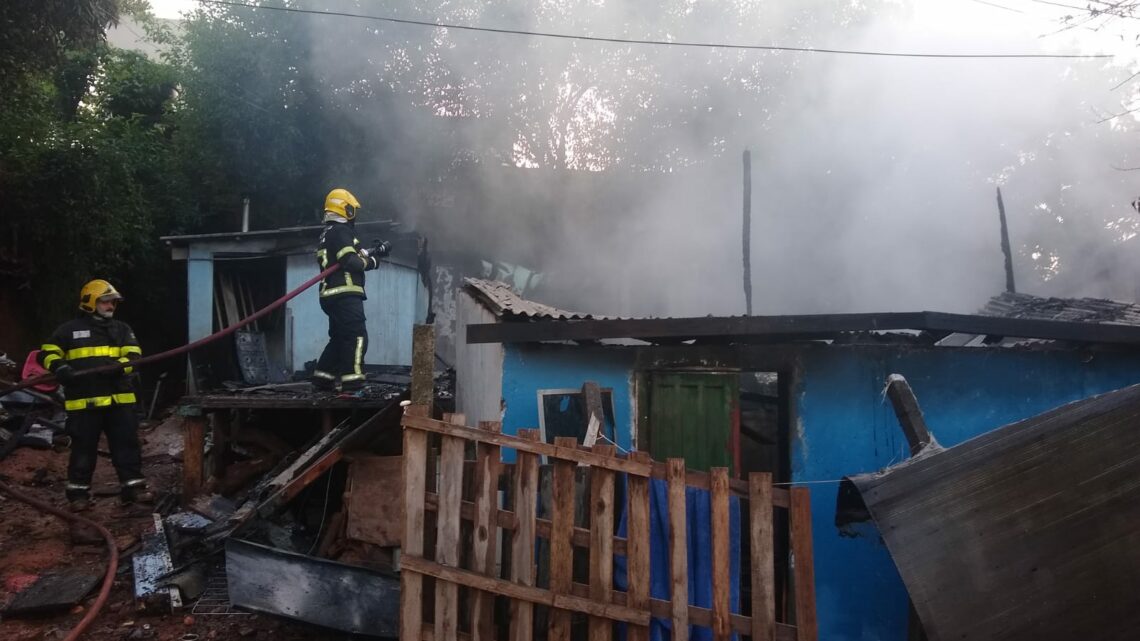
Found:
[794,345,1140,641]
[499,344,636,461]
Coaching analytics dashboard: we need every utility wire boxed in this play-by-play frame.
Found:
[196,0,1112,59]
[968,0,1027,14]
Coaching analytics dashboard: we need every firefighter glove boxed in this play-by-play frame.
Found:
[54,364,76,384]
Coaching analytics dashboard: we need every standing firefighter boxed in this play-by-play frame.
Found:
[40,280,151,511]
[311,188,390,392]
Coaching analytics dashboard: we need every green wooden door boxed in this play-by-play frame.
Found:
[647,372,738,474]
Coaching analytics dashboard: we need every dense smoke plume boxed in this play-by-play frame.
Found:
[299,0,1140,317]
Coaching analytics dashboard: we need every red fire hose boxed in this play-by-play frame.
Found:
[0,479,118,641]
[0,261,343,640]
[0,263,342,398]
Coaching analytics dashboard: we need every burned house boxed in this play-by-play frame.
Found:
[454,280,1140,641]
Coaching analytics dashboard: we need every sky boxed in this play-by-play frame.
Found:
[142,0,1140,317]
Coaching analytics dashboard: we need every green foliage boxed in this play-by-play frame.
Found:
[0,40,194,329]
[0,0,119,96]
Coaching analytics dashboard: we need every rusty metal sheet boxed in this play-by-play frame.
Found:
[845,384,1140,641]
[345,455,404,547]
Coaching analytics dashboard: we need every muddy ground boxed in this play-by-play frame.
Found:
[0,419,339,641]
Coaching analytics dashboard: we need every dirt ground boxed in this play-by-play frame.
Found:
[0,419,338,641]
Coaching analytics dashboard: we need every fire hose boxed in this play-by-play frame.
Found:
[0,261,345,640]
[0,262,342,398]
[0,479,117,641]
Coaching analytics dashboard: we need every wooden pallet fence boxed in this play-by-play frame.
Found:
[400,407,818,641]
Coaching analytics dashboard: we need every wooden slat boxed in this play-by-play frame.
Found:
[789,488,818,641]
[404,555,652,626]
[402,414,652,477]
[401,404,430,641]
[510,429,540,641]
[589,444,616,641]
[549,437,577,641]
[434,414,466,641]
[403,413,791,505]
[710,467,731,641]
[470,421,501,641]
[749,473,776,641]
[667,458,689,641]
[560,579,799,640]
[425,493,631,555]
[627,451,652,641]
[650,461,790,508]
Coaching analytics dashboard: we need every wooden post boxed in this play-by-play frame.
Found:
[627,451,652,641]
[589,444,616,641]
[667,458,689,641]
[996,186,1016,294]
[884,375,935,457]
[581,381,605,446]
[510,429,540,641]
[412,325,436,407]
[434,413,466,641]
[471,421,502,641]
[749,473,776,641]
[400,405,430,641]
[710,467,731,641]
[743,148,753,315]
[789,488,818,641]
[549,437,578,641]
[182,414,206,504]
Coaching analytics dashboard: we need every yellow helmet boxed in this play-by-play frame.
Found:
[78,279,123,313]
[324,188,361,221]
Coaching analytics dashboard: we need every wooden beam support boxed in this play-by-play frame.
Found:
[884,375,935,456]
[182,415,207,503]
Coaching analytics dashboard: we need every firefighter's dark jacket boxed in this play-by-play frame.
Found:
[317,221,378,299]
[40,314,141,412]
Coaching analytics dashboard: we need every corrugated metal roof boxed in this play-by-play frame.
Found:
[462,278,605,321]
[981,291,1140,326]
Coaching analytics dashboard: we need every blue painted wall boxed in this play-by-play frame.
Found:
[181,242,425,374]
[285,255,425,371]
[500,345,636,461]
[493,341,1140,640]
[795,346,1140,641]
